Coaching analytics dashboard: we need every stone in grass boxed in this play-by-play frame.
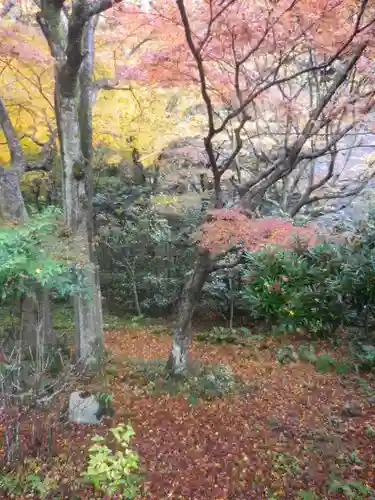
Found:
[68,391,101,424]
[341,400,363,418]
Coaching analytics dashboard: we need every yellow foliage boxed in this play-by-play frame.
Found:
[0,58,55,163]
[151,194,179,206]
[93,83,205,166]
[0,24,205,168]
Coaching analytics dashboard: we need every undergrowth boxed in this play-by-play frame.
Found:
[123,359,254,402]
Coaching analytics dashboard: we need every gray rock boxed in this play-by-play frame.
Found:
[68,391,101,424]
[341,400,362,417]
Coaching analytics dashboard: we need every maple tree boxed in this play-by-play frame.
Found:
[117,0,375,374]
[166,208,319,375]
[0,11,203,175]
[128,0,375,212]
[0,22,55,165]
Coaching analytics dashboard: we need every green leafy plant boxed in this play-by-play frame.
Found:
[0,207,91,302]
[124,359,243,400]
[95,391,115,419]
[196,326,252,345]
[328,478,373,498]
[272,451,301,476]
[352,344,375,372]
[83,423,141,498]
[0,471,53,498]
[314,353,336,373]
[364,423,375,438]
[298,491,317,500]
[240,245,347,337]
[297,344,318,363]
[349,450,361,465]
[238,221,375,341]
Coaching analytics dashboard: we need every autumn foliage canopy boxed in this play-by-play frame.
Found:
[196,209,320,254]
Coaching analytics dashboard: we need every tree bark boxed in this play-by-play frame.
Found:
[79,16,104,353]
[56,87,103,364]
[166,250,212,375]
[20,287,54,357]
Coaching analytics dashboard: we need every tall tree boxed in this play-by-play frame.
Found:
[127,0,375,374]
[166,209,318,374]
[36,0,123,365]
[134,0,375,211]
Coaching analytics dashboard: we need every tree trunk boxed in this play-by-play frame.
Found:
[166,250,212,375]
[20,287,55,357]
[37,1,110,368]
[79,16,104,355]
[56,88,103,365]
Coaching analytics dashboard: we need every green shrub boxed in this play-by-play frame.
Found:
[0,467,56,498]
[83,423,141,498]
[296,346,352,375]
[364,423,375,437]
[0,208,90,302]
[328,478,373,498]
[297,344,318,363]
[315,353,337,373]
[240,244,348,337]
[351,344,375,372]
[95,182,195,317]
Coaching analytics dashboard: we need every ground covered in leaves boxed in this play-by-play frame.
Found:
[1,325,375,499]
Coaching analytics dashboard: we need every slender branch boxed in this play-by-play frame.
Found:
[176,0,217,172]
[236,43,368,202]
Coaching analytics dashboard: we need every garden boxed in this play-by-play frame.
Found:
[0,205,374,498]
[1,0,375,498]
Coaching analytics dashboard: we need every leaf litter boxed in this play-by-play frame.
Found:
[1,325,374,498]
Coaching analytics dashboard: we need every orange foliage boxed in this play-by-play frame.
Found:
[127,0,375,90]
[196,209,319,254]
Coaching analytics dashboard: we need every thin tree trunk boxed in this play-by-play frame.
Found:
[228,273,234,331]
[166,250,212,375]
[20,287,55,357]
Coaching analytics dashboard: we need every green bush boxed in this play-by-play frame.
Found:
[0,208,90,302]
[240,244,347,337]
[83,423,141,498]
[95,181,196,316]
[193,209,375,343]
[351,343,375,372]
